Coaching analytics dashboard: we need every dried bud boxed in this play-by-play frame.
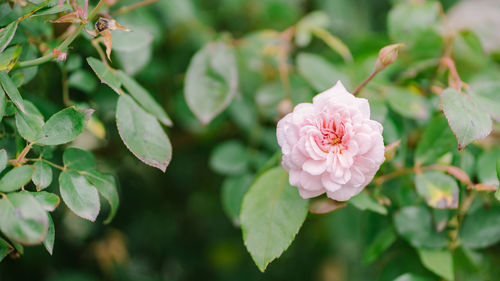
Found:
[94,17,130,61]
[375,43,403,71]
[384,139,401,162]
[52,49,67,61]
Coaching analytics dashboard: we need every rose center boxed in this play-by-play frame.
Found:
[315,118,345,152]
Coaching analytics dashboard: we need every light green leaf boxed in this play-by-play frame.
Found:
[15,101,44,142]
[0,165,34,192]
[240,167,308,272]
[363,226,397,264]
[63,147,95,171]
[0,237,13,262]
[0,81,5,123]
[460,206,500,249]
[393,273,433,281]
[0,45,22,72]
[349,191,387,215]
[221,174,253,225]
[32,191,60,212]
[185,41,238,125]
[86,57,121,94]
[0,71,25,113]
[116,94,172,172]
[43,214,54,255]
[111,29,152,52]
[477,148,500,187]
[415,171,459,209]
[415,115,457,165]
[117,70,172,126]
[0,191,48,245]
[0,21,18,54]
[470,82,500,122]
[417,248,454,281]
[295,11,329,46]
[296,52,349,92]
[386,87,429,120]
[85,170,119,224]
[32,161,52,190]
[68,70,97,94]
[440,88,492,149]
[59,170,100,222]
[36,107,93,145]
[388,1,440,45]
[0,149,7,174]
[209,140,248,175]
[394,206,447,249]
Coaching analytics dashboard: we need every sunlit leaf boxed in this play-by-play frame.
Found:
[36,107,93,145]
[0,45,22,72]
[31,191,60,212]
[415,171,459,209]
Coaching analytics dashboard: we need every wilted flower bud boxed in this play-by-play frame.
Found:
[375,43,403,71]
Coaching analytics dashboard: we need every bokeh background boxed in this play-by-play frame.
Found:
[1,0,500,280]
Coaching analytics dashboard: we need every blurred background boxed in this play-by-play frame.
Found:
[1,0,500,280]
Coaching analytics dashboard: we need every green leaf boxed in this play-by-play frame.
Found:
[296,52,349,92]
[68,70,97,94]
[470,82,500,122]
[440,88,492,149]
[36,107,93,145]
[388,1,439,45]
[477,148,500,188]
[32,191,60,212]
[116,94,172,172]
[43,214,54,255]
[0,165,34,192]
[363,226,397,264]
[415,171,459,209]
[0,81,5,123]
[32,161,52,190]
[209,140,248,175]
[15,101,44,142]
[0,149,7,174]
[415,115,457,165]
[0,71,25,113]
[0,237,13,262]
[417,248,454,281]
[117,70,173,126]
[0,21,18,54]
[0,45,22,72]
[240,167,308,272]
[386,87,429,120]
[497,158,500,201]
[348,191,387,215]
[0,191,48,245]
[184,41,238,125]
[394,206,447,249]
[295,11,329,46]
[460,206,500,249]
[393,273,433,281]
[84,170,119,224]
[63,147,95,171]
[221,174,253,225]
[59,170,100,222]
[86,57,121,94]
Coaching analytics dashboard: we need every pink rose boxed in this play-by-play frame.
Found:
[276,81,385,201]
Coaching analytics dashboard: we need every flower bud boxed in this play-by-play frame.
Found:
[375,43,403,71]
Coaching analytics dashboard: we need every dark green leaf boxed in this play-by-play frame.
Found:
[0,21,18,54]
[386,87,429,120]
[59,170,100,222]
[394,206,447,249]
[116,94,172,172]
[85,170,119,224]
[221,174,253,225]
[440,88,492,149]
[117,70,172,126]
[349,191,387,215]
[185,41,238,125]
[296,52,349,92]
[415,115,457,165]
[63,147,95,171]
[240,167,308,272]
[209,140,248,175]
[36,107,93,145]
[43,214,54,255]
[0,191,48,245]
[417,248,454,281]
[32,161,52,190]
[15,101,44,142]
[0,237,13,262]
[460,206,500,249]
[32,191,60,212]
[86,57,121,94]
[0,71,25,113]
[0,165,34,192]
[363,226,397,264]
[415,171,459,209]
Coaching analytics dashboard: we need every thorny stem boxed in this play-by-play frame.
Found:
[14,0,105,69]
[111,0,158,15]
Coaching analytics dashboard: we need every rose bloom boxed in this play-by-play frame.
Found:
[276,81,385,201]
